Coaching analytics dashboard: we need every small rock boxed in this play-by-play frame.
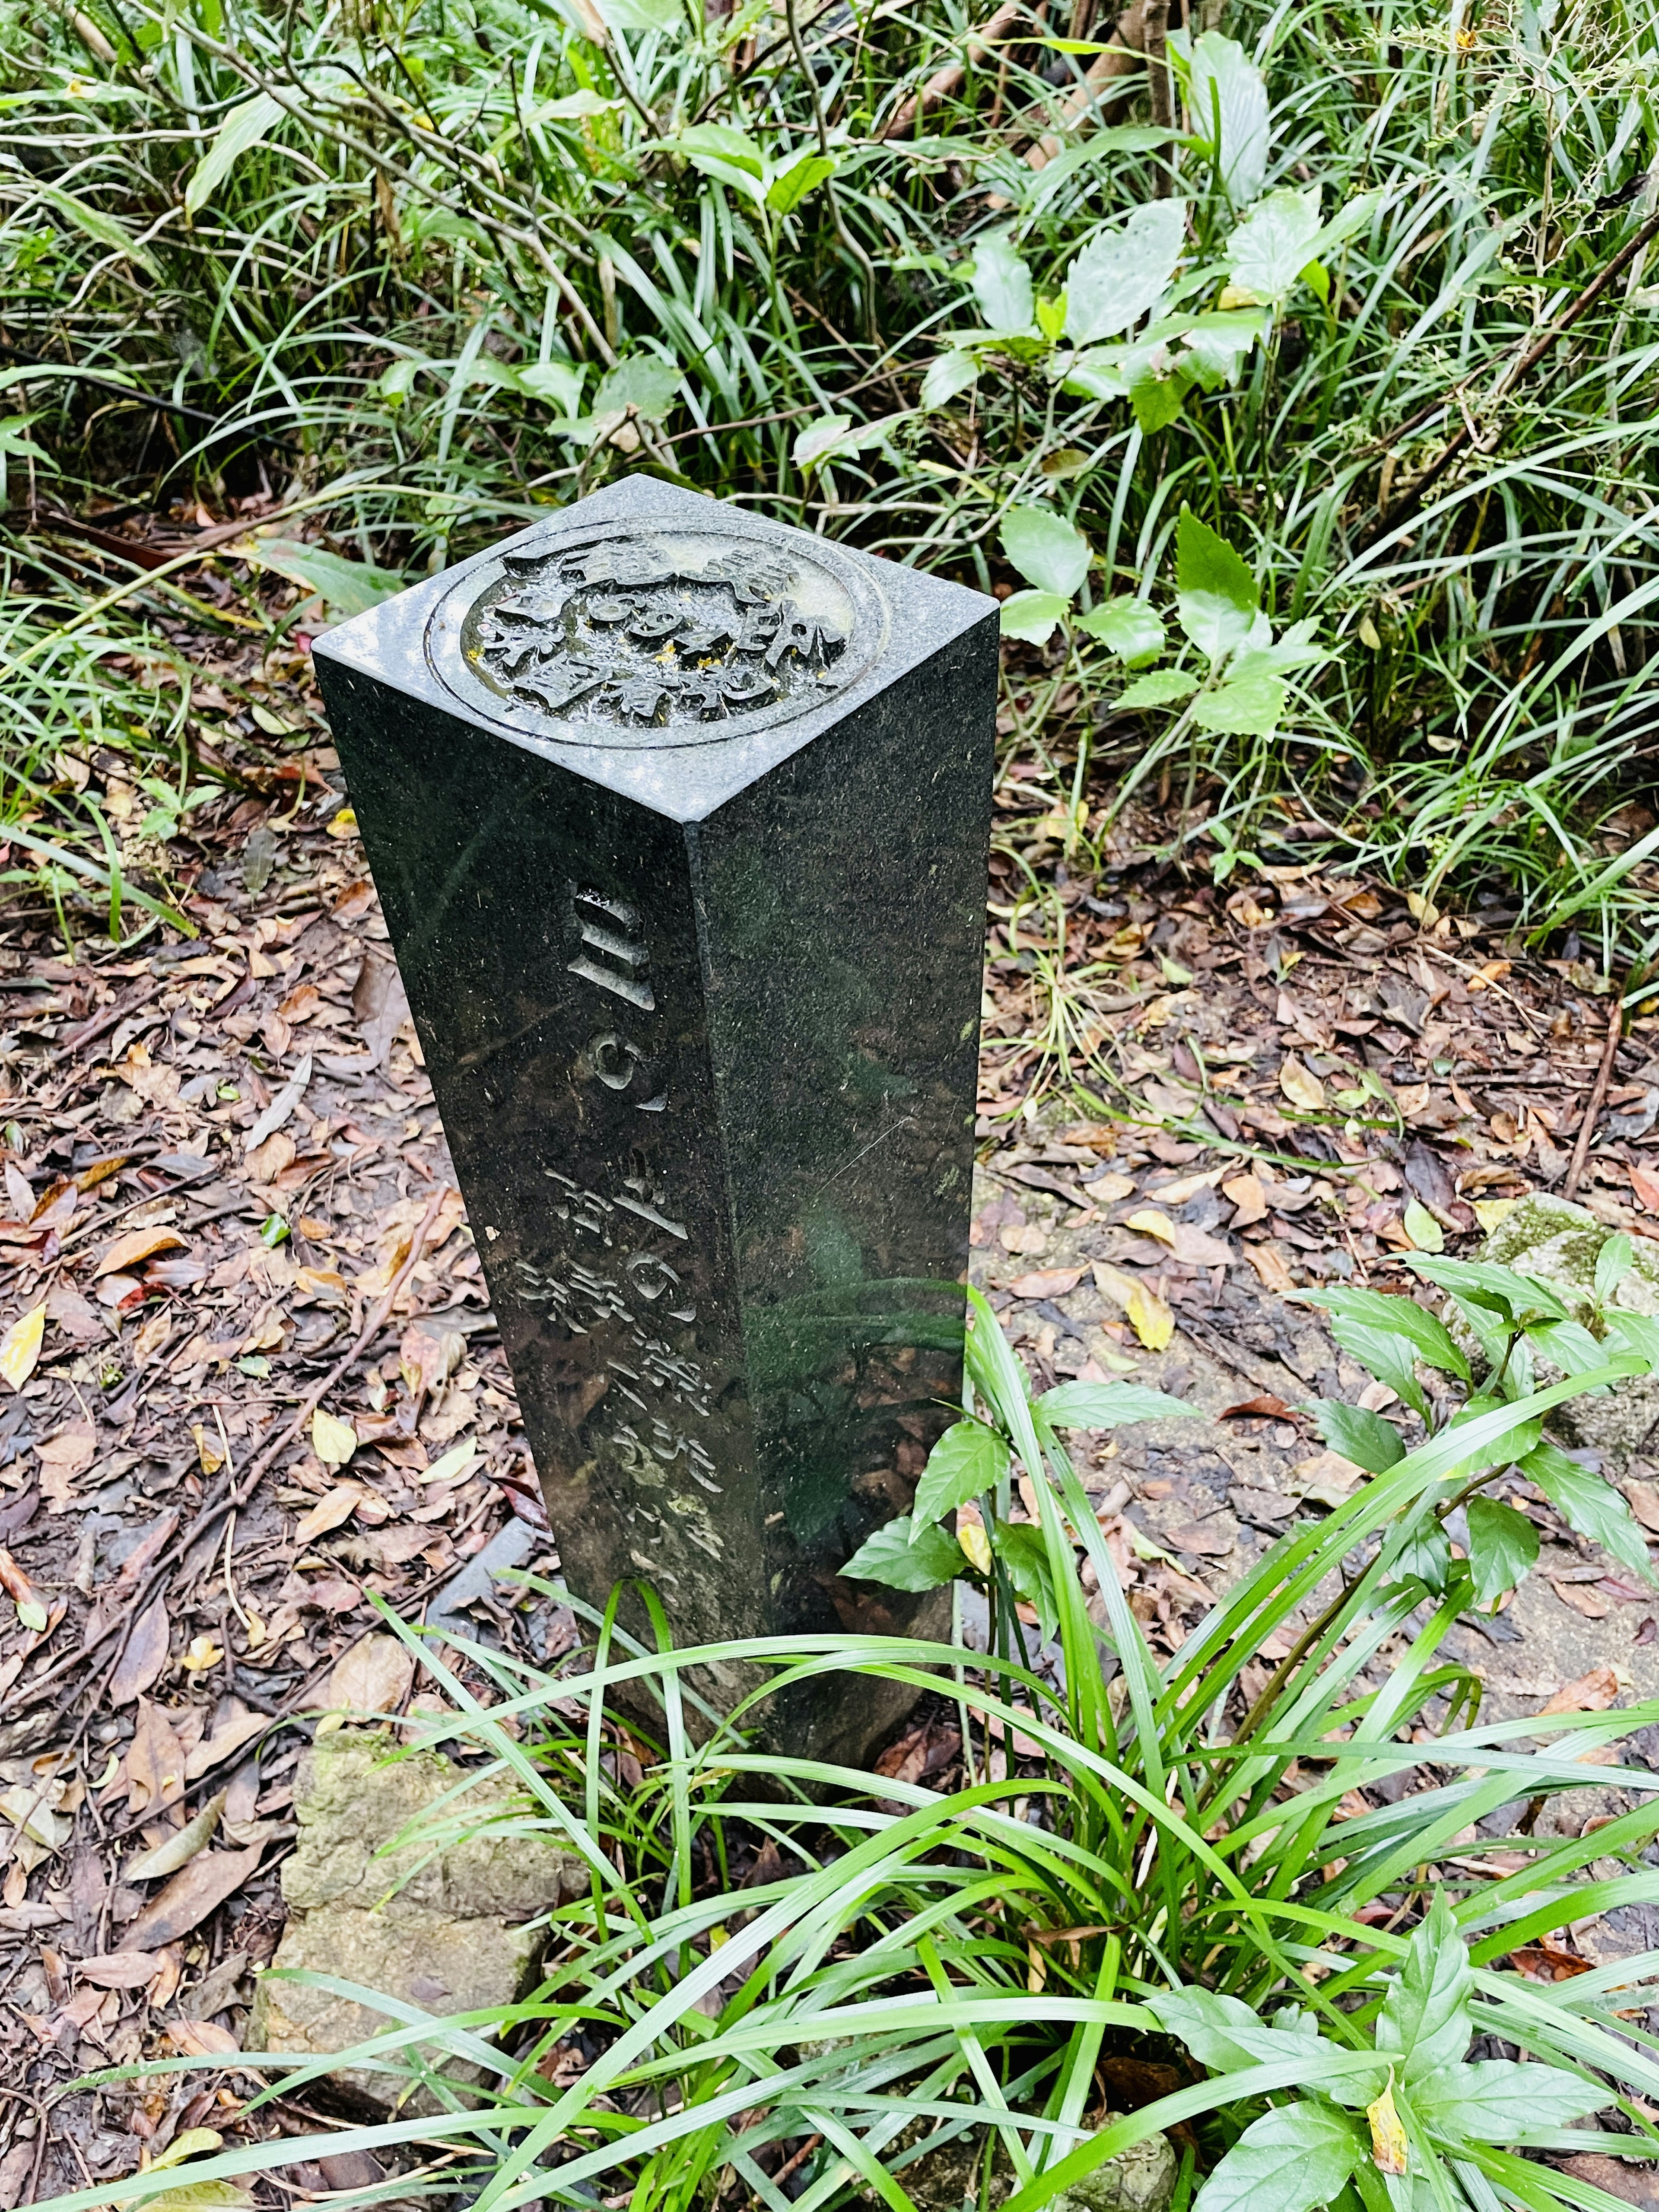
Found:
[1473,1194,1659,1467]
[864,2117,1176,2212]
[247,1728,585,2115]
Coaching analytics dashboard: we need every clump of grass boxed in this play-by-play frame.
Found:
[47,1266,1659,2211]
[3,0,1658,944]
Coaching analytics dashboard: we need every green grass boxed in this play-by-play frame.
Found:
[40,1255,1659,2211]
[2,0,1658,951]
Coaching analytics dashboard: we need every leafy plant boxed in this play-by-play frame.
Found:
[46,1288,1659,2212]
[1297,1245,1658,1616]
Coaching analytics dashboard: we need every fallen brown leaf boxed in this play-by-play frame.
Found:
[323,1632,415,1719]
[94,1226,186,1278]
[292,1483,363,1543]
[1246,1245,1297,1294]
[1552,1582,1613,1619]
[1278,1056,1326,1112]
[109,1595,171,1706]
[1006,1267,1086,1300]
[1220,1395,1293,1421]
[1539,1666,1621,1715]
[123,1699,188,1817]
[1221,1172,1268,1226]
[124,1844,264,1951]
[75,1949,160,1989]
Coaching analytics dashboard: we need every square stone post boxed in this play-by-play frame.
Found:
[313,477,998,1761]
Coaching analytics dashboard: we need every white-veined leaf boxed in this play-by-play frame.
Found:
[1001,505,1090,597]
[185,91,286,217]
[1062,199,1187,344]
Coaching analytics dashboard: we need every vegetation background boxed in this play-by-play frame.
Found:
[8,0,1659,2206]
[3,0,1659,982]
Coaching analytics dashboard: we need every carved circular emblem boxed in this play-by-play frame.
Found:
[426,515,884,748]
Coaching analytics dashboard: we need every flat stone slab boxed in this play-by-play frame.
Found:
[248,1728,585,2115]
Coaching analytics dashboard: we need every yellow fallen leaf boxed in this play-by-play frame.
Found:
[418,1437,478,1486]
[1367,2079,1408,2175]
[148,2129,225,2173]
[326,806,359,838]
[1402,1198,1445,1253]
[1472,1198,1515,1234]
[1278,1055,1326,1112]
[957,1515,993,1575]
[1092,1261,1174,1351]
[1124,1208,1177,1248]
[180,1634,222,1672]
[1404,889,1440,928]
[0,1302,45,1390]
[311,1408,357,1468]
[191,1422,224,1476]
[293,1482,362,1541]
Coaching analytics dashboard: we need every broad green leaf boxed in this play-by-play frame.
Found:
[1393,1512,1454,1592]
[1076,597,1166,664]
[793,413,854,468]
[1596,1232,1635,1300]
[1411,2060,1608,2142]
[1063,199,1187,345]
[242,540,404,622]
[1305,1287,1471,1379]
[993,1520,1059,1641]
[1609,1310,1659,1365]
[1038,1382,1203,1428]
[1312,1402,1404,1475]
[594,353,681,422]
[1117,668,1198,709]
[1191,670,1287,734]
[1192,2100,1367,2212]
[1378,1890,1471,2084]
[1464,1496,1539,1607]
[912,1418,1009,1530]
[1529,1314,1617,1381]
[1128,362,1193,434]
[1176,508,1258,664]
[1186,32,1270,207]
[840,1515,968,1591]
[516,359,587,415]
[1182,307,1269,385]
[1520,1440,1653,1582]
[969,234,1035,334]
[1062,349,1131,402]
[1154,1985,1274,2070]
[921,350,979,409]
[1405,1255,1570,1326]
[767,150,836,213]
[666,123,766,198]
[1001,506,1090,599]
[999,590,1068,644]
[185,90,285,217]
[1227,185,1324,304]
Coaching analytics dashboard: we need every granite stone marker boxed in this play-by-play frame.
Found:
[313,477,998,1759]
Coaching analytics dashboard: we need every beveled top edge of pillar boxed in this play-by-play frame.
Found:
[313,478,999,821]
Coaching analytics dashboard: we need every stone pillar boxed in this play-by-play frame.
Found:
[313,477,998,1761]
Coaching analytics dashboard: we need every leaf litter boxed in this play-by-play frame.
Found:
[0,627,1655,2196]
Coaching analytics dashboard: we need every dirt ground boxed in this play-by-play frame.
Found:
[1,636,1658,2198]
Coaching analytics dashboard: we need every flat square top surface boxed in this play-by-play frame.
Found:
[312,477,996,821]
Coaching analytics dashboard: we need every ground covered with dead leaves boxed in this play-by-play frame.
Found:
[0,661,1657,2199]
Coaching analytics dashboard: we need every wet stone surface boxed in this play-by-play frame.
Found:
[315,477,1001,1760]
